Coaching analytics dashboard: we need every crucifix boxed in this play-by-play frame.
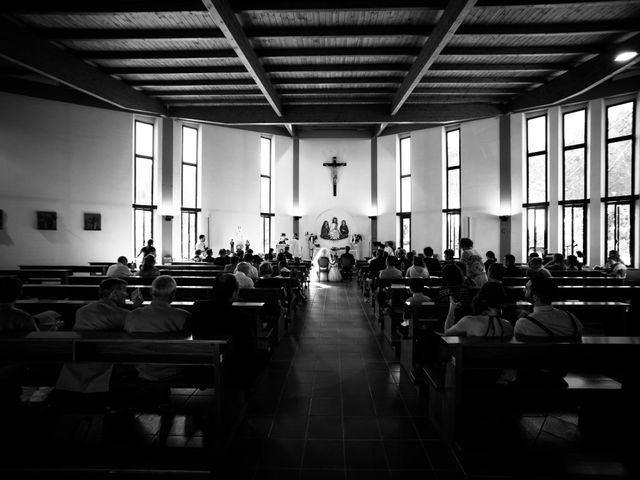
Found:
[322,156,347,196]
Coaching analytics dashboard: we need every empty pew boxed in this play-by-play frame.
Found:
[1,269,73,284]
[66,275,218,286]
[19,264,108,275]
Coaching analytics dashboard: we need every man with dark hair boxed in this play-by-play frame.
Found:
[422,246,442,272]
[202,249,215,263]
[526,257,551,279]
[503,254,523,277]
[443,249,455,263]
[406,278,432,305]
[106,256,133,277]
[214,248,230,266]
[487,263,505,283]
[515,277,582,337]
[379,256,403,279]
[339,246,355,279]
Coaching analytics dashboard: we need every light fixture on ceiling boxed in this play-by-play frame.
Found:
[614,51,638,63]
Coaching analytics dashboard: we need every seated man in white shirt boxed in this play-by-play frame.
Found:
[106,256,133,277]
[378,256,403,279]
[125,276,191,381]
[514,277,582,337]
[234,262,255,288]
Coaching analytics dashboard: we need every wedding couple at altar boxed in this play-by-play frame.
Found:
[311,247,343,282]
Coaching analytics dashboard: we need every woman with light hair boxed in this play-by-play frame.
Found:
[234,262,255,288]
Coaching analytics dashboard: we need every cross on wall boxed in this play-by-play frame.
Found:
[322,156,347,196]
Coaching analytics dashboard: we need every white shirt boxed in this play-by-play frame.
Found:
[514,305,582,337]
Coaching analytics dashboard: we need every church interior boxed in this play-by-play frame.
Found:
[1,1,640,479]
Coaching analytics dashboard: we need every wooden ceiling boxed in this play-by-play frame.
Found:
[1,0,640,137]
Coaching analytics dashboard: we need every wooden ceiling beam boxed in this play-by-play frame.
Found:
[79,45,600,61]
[104,62,563,76]
[168,103,502,125]
[106,66,247,75]
[201,0,282,116]
[0,17,165,115]
[391,0,477,115]
[507,34,640,112]
[39,21,639,42]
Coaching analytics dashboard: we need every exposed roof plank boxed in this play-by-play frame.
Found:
[391,0,477,115]
[78,45,601,61]
[105,62,564,76]
[201,0,282,116]
[507,34,640,112]
[169,103,502,125]
[39,22,640,40]
[0,16,165,115]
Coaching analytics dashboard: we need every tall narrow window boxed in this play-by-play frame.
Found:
[397,136,411,252]
[181,125,201,259]
[561,108,588,261]
[604,101,637,264]
[443,129,461,254]
[133,120,156,258]
[524,114,548,258]
[260,137,273,254]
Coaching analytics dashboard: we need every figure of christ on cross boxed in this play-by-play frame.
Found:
[323,156,347,196]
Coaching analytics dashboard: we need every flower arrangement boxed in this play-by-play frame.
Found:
[351,233,362,244]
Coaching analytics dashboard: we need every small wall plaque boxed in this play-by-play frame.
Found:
[84,213,101,231]
[37,211,57,230]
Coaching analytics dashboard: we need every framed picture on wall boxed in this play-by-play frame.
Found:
[84,213,101,231]
[37,211,57,230]
[0,209,3,229]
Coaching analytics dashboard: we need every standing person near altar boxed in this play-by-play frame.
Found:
[194,234,207,255]
[289,233,302,260]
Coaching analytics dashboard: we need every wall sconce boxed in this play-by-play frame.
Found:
[499,215,510,222]
[163,215,174,221]
[368,215,377,220]
[293,215,302,221]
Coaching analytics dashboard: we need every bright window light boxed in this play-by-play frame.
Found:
[615,51,638,62]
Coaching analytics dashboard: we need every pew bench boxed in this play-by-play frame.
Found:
[398,301,632,384]
[19,264,108,275]
[424,335,640,449]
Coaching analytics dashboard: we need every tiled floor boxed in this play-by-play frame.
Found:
[3,279,635,479]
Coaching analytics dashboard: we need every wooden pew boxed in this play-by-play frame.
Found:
[426,335,640,448]
[160,263,224,270]
[158,269,222,277]
[15,300,269,342]
[1,269,73,284]
[237,288,286,342]
[398,301,632,383]
[502,276,624,286]
[21,284,213,301]
[19,264,108,275]
[66,275,218,286]
[0,331,237,444]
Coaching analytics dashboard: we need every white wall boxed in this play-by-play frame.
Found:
[460,117,501,257]
[0,92,134,267]
[273,135,294,245]
[199,125,265,254]
[410,127,445,255]
[298,138,372,256]
[377,134,396,249]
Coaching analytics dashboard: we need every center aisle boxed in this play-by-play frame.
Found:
[223,280,463,479]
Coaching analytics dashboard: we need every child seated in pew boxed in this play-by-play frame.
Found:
[406,278,432,306]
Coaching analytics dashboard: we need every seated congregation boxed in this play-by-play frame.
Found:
[1,236,638,477]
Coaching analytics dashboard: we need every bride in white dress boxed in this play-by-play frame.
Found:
[311,247,331,281]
